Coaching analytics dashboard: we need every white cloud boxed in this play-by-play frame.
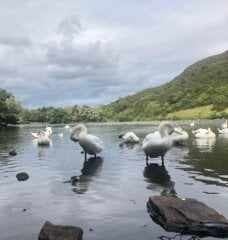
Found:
[0,0,227,108]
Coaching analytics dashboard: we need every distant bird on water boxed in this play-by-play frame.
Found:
[70,124,103,160]
[119,131,140,143]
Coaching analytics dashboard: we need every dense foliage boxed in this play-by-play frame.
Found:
[0,89,22,125]
[102,50,228,121]
[20,105,103,124]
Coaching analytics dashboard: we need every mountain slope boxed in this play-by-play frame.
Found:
[103,50,228,121]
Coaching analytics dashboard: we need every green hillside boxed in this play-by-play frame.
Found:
[102,50,228,121]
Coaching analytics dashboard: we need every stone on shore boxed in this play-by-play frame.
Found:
[38,221,83,240]
[16,172,29,181]
[147,195,228,238]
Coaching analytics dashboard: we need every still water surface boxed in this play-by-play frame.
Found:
[0,121,228,240]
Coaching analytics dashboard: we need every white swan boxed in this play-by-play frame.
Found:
[119,131,140,143]
[70,124,103,159]
[221,120,227,129]
[171,126,189,145]
[218,128,228,134]
[31,126,52,138]
[36,131,52,146]
[192,128,216,138]
[142,121,179,165]
[190,120,195,127]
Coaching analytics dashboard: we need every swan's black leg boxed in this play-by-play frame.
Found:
[84,152,87,161]
[161,155,164,166]
[94,153,97,159]
[146,155,149,165]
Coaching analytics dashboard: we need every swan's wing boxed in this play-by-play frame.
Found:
[31,132,38,138]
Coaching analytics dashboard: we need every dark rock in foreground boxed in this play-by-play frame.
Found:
[147,196,228,238]
[9,149,17,156]
[38,221,83,240]
[16,172,29,181]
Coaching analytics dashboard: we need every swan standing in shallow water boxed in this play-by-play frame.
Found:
[192,128,216,138]
[70,124,103,160]
[142,121,180,165]
[119,131,140,143]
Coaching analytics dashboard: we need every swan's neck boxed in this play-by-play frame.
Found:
[159,122,174,138]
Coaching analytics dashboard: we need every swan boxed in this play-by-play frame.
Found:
[218,128,228,134]
[36,131,52,146]
[119,131,140,143]
[31,126,52,138]
[221,120,227,129]
[70,124,103,159]
[190,120,195,127]
[142,121,179,165]
[171,126,189,146]
[192,128,216,138]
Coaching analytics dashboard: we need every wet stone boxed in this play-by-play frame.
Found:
[38,221,83,240]
[147,195,228,238]
[16,172,29,181]
[9,149,17,156]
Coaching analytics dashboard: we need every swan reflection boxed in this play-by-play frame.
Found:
[119,142,140,150]
[72,157,103,194]
[143,163,176,196]
[193,138,216,152]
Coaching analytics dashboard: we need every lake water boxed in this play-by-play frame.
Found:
[0,120,228,240]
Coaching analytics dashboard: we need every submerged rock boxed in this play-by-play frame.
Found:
[38,221,83,240]
[16,172,29,181]
[9,149,17,156]
[147,196,228,238]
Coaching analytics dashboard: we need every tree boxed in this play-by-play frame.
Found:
[0,89,22,125]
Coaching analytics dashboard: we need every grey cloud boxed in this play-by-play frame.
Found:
[57,15,83,38]
[0,33,31,47]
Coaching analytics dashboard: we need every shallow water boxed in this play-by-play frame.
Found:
[0,120,228,240]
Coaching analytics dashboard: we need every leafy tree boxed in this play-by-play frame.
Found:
[0,89,22,125]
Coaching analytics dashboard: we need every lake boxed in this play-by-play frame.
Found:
[0,120,228,240]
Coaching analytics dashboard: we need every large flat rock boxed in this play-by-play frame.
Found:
[38,221,83,240]
[147,196,228,238]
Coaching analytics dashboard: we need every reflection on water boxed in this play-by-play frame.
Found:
[72,157,103,194]
[0,121,228,240]
[193,138,216,153]
[119,142,140,150]
[143,163,176,196]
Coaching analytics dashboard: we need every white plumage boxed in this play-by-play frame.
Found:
[119,131,140,143]
[192,128,216,138]
[142,121,178,165]
[171,126,189,145]
[70,124,103,159]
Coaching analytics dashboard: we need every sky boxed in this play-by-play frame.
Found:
[0,0,228,109]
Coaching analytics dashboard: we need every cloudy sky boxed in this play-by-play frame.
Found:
[0,0,228,108]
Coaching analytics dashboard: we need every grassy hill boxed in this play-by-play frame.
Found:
[102,50,228,121]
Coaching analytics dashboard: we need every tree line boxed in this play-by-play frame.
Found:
[0,88,104,126]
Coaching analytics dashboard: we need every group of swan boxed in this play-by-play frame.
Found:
[31,119,227,165]
[70,122,186,165]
